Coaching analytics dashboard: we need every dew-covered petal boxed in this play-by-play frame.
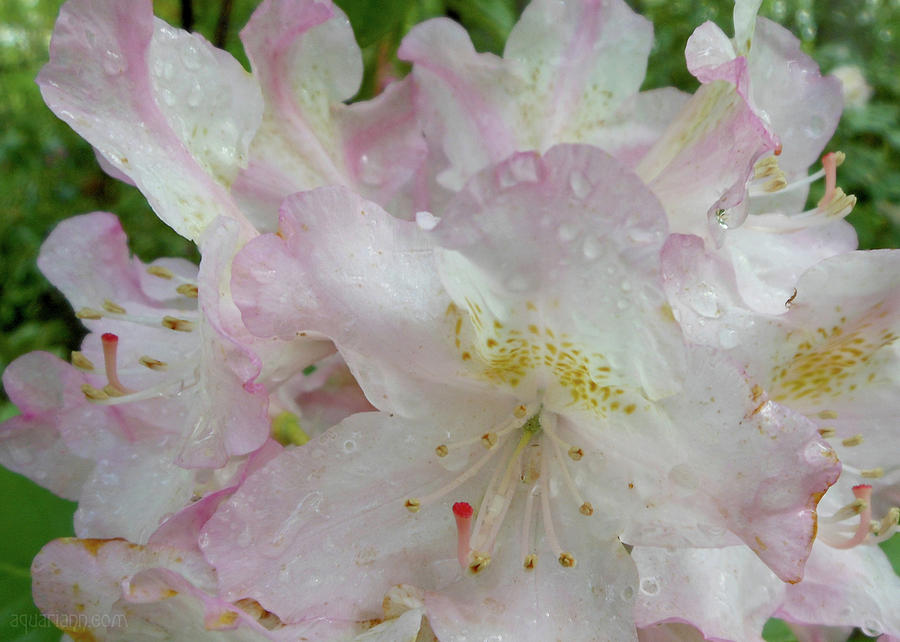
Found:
[425,517,638,641]
[777,542,900,638]
[37,0,260,240]
[633,545,783,642]
[202,411,488,625]
[595,348,840,583]
[431,144,683,400]
[0,352,95,499]
[231,186,470,416]
[31,538,273,641]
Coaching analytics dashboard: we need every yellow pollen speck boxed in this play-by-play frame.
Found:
[71,351,94,371]
[568,447,583,461]
[176,283,199,298]
[624,404,636,415]
[81,384,109,401]
[818,410,838,419]
[76,307,103,320]
[481,432,498,448]
[558,552,576,568]
[102,299,126,314]
[139,356,168,370]
[404,499,420,513]
[146,265,174,279]
[435,444,448,457]
[162,316,195,332]
[580,502,594,516]
[841,434,863,447]
[523,554,537,570]
[461,351,471,361]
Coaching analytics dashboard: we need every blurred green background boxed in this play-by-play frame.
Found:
[0,0,897,640]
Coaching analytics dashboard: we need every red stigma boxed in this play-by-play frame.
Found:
[101,332,118,344]
[453,502,474,519]
[852,484,873,492]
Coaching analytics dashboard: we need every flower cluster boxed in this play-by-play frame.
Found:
[2,0,898,640]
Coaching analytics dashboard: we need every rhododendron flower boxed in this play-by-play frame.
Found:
[216,145,839,639]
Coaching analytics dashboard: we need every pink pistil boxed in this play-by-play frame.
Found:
[817,152,838,208]
[101,333,131,394]
[453,501,474,570]
[831,484,873,550]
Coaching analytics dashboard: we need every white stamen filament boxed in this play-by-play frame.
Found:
[520,485,539,569]
[821,485,873,549]
[545,416,591,514]
[412,434,509,509]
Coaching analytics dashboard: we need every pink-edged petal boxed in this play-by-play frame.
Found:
[747,18,843,175]
[0,352,94,499]
[502,0,653,148]
[425,522,638,641]
[431,144,683,400]
[685,21,742,86]
[398,18,519,192]
[638,622,709,642]
[633,545,783,642]
[635,78,776,236]
[31,538,273,640]
[776,542,900,638]
[37,0,260,240]
[202,412,476,624]
[231,186,466,416]
[606,348,840,583]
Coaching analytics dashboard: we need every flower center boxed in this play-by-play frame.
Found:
[405,404,594,575]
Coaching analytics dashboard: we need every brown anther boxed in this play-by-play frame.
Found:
[162,316,195,332]
[523,554,537,571]
[102,299,126,314]
[176,283,199,298]
[81,384,109,401]
[146,265,174,279]
[139,356,168,371]
[841,434,863,448]
[833,151,846,167]
[71,351,95,371]
[818,427,836,438]
[434,444,449,457]
[76,307,103,320]
[861,467,884,479]
[468,552,491,574]
[513,404,528,418]
[580,502,594,516]
[404,499,421,513]
[558,552,576,568]
[568,446,583,461]
[481,432,498,449]
[785,289,798,308]
[763,177,788,193]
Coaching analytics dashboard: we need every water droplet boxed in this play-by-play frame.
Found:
[102,49,126,75]
[506,273,531,293]
[861,620,882,637]
[198,532,210,549]
[186,83,203,108]
[616,299,628,310]
[621,586,634,600]
[698,523,726,537]
[342,439,357,453]
[620,281,632,292]
[686,283,721,318]
[182,42,202,70]
[582,236,600,260]
[805,115,825,139]
[569,171,590,198]
[161,89,176,106]
[639,577,660,596]
[557,223,578,242]
[416,211,439,231]
[718,327,738,349]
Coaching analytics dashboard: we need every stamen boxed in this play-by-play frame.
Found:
[481,432,498,448]
[753,156,781,179]
[102,299,126,314]
[435,445,449,457]
[162,316,195,332]
[841,434,864,448]
[76,307,103,320]
[176,283,199,298]
[821,498,866,524]
[860,468,884,479]
[870,507,899,543]
[101,333,132,394]
[818,427,836,438]
[568,447,584,461]
[817,151,844,208]
[139,356,168,370]
[452,502,473,571]
[71,351,95,371]
[822,485,872,550]
[434,412,523,456]
[146,265,174,279]
[520,485,538,571]
[545,419,592,517]
[523,554,537,570]
[81,384,109,401]
[539,441,575,568]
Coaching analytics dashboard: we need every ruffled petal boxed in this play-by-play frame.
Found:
[37,0,260,240]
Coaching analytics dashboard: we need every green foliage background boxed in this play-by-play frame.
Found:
[0,0,897,640]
